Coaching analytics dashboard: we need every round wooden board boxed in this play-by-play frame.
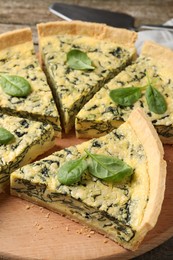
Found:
[0,134,173,260]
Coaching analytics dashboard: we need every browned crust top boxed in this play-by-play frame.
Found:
[37,20,137,47]
[0,28,32,51]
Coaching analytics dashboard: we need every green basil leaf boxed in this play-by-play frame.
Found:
[109,87,142,106]
[57,157,88,185]
[85,150,133,182]
[145,85,167,114]
[67,49,95,70]
[0,127,15,145]
[0,74,32,97]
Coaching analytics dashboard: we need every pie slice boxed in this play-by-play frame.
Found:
[76,41,173,143]
[0,28,61,136]
[10,108,166,250]
[37,21,137,133]
[0,113,54,193]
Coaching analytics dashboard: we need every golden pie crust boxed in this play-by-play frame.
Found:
[37,20,137,46]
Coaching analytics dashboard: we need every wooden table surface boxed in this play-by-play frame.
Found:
[0,0,173,259]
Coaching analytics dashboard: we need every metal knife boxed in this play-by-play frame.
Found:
[49,3,173,32]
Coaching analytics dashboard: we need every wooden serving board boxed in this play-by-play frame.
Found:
[0,134,173,260]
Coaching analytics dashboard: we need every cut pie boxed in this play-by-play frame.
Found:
[10,108,166,250]
[0,113,54,193]
[0,28,61,136]
[76,41,173,143]
[37,21,137,133]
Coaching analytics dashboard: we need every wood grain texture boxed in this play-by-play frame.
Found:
[0,0,173,28]
[0,0,173,259]
[0,139,173,260]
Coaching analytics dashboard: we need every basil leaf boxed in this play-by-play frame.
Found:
[0,74,32,97]
[0,127,15,145]
[145,85,167,114]
[109,87,142,106]
[67,49,95,70]
[58,157,88,185]
[85,150,133,182]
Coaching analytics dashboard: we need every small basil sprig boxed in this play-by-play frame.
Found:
[0,127,15,145]
[109,75,167,114]
[85,150,133,182]
[0,74,32,97]
[66,49,95,70]
[145,82,167,115]
[58,157,88,185]
[57,150,133,185]
[109,86,143,106]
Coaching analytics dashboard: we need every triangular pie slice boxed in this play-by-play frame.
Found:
[37,21,137,133]
[0,113,54,193]
[76,41,173,143]
[10,108,166,250]
[0,28,61,136]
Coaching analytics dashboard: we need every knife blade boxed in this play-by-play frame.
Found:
[49,3,173,32]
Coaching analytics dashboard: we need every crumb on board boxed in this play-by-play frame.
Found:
[103,235,109,244]
[25,205,30,210]
[45,212,50,218]
[66,226,70,231]
[76,226,95,238]
[33,221,43,230]
[76,229,82,234]
[38,225,43,230]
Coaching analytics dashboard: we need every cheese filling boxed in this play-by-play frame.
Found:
[76,56,173,142]
[0,113,54,192]
[11,120,149,246]
[0,41,61,135]
[40,34,135,133]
